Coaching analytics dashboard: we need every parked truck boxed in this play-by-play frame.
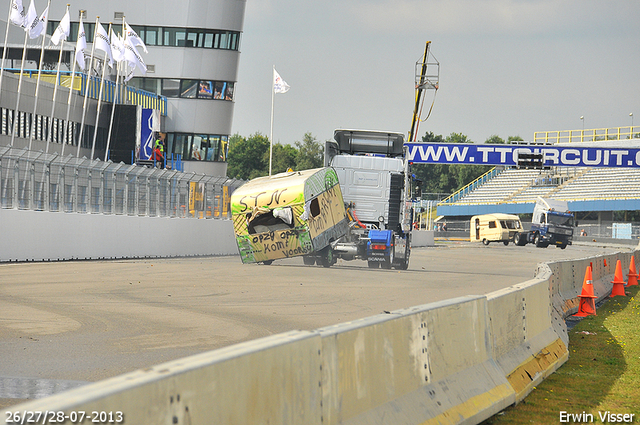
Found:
[318,129,413,269]
[514,197,574,249]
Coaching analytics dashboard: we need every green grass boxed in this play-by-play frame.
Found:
[483,285,640,424]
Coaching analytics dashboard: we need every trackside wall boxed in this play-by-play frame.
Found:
[0,209,238,261]
[4,248,639,425]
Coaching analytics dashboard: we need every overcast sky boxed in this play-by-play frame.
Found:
[231,1,640,146]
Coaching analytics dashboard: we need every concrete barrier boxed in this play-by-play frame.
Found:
[487,275,567,402]
[0,209,238,261]
[4,248,639,425]
[2,331,323,424]
[319,296,513,425]
[411,230,435,247]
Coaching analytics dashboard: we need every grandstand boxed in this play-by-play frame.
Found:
[435,127,640,227]
[438,166,640,214]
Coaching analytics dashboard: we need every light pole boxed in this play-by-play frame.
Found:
[630,113,634,127]
[580,116,584,130]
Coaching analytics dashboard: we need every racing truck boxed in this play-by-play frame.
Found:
[514,197,574,249]
[229,129,414,269]
[317,129,413,270]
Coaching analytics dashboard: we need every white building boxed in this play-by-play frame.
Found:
[1,0,246,176]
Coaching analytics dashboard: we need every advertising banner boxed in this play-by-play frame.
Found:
[405,143,640,168]
[137,108,160,161]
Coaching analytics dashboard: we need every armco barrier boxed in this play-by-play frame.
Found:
[3,248,639,425]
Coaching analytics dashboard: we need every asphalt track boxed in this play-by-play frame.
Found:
[0,241,633,409]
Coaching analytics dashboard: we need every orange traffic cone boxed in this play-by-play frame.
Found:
[604,258,607,267]
[627,256,638,287]
[611,260,626,297]
[574,265,597,317]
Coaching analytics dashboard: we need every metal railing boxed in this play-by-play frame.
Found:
[0,146,243,218]
[534,126,640,144]
[7,69,167,116]
[438,167,499,205]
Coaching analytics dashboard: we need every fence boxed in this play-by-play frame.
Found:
[0,146,243,219]
[533,126,640,144]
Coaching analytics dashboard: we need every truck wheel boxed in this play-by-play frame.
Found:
[534,233,547,248]
[262,260,273,265]
[559,243,567,250]
[381,247,394,269]
[503,240,509,246]
[303,256,316,265]
[514,232,525,246]
[395,260,409,270]
[320,247,334,268]
[368,261,380,269]
[482,239,490,246]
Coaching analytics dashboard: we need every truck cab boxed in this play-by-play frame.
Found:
[514,197,574,249]
[325,129,412,269]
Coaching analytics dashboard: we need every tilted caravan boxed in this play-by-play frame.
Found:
[230,168,349,266]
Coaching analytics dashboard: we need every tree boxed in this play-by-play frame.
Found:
[295,132,324,170]
[485,134,505,144]
[269,143,298,174]
[508,135,524,143]
[226,133,270,179]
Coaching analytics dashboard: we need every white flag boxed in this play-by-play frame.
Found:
[23,0,37,36]
[124,22,148,53]
[110,30,125,64]
[124,36,147,76]
[273,69,290,94]
[9,0,26,27]
[94,22,113,68]
[26,2,47,39]
[75,22,87,70]
[50,8,70,45]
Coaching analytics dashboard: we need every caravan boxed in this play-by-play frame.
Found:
[470,213,523,245]
[230,168,349,266]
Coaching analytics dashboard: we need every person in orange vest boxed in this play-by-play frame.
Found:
[151,134,165,168]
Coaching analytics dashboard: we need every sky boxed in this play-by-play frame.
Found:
[231,0,640,146]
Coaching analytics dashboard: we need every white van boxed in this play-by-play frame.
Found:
[470,213,523,245]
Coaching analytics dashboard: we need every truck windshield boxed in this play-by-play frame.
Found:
[548,213,573,227]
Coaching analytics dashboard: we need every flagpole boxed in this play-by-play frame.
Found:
[104,59,119,162]
[76,17,99,158]
[269,65,275,176]
[9,24,31,147]
[91,23,112,160]
[105,18,125,162]
[0,1,17,100]
[61,16,83,158]
[46,39,65,153]
[46,3,70,154]
[28,0,51,151]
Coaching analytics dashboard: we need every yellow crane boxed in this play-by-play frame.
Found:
[409,41,440,143]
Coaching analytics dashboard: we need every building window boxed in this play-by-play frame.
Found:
[47,23,241,51]
[131,77,235,101]
[180,80,198,99]
[167,133,229,162]
[161,79,180,98]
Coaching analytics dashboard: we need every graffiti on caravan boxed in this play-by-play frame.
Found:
[405,143,640,168]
